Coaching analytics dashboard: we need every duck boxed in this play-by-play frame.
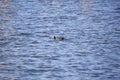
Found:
[54,36,64,41]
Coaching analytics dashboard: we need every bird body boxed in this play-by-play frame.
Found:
[54,36,64,41]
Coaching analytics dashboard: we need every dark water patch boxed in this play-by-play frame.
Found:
[18,32,32,36]
[24,68,52,73]
[115,7,120,10]
[75,51,92,56]
[0,40,10,47]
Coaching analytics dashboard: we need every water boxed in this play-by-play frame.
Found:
[0,0,120,80]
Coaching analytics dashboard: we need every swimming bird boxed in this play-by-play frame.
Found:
[54,36,64,41]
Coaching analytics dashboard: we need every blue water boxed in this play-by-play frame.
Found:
[0,0,120,80]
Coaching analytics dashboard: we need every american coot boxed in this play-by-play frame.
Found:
[54,36,64,41]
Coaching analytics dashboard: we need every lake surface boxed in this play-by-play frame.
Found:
[0,0,120,80]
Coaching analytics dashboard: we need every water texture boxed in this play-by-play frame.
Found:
[0,0,120,80]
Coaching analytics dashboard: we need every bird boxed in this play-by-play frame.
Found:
[54,36,64,41]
